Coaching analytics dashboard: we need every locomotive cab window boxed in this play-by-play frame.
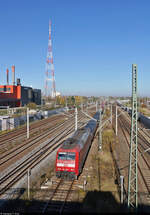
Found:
[67,152,75,160]
[58,152,66,160]
[58,152,75,160]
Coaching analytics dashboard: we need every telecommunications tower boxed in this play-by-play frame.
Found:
[45,20,56,98]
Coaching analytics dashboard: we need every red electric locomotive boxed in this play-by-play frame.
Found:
[55,113,99,179]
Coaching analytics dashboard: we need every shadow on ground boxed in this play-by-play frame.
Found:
[0,190,150,214]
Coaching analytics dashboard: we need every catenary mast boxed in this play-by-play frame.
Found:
[127,64,138,210]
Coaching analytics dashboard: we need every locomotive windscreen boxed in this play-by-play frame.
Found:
[58,152,75,160]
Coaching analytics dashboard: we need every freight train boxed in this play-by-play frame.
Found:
[119,104,150,128]
[55,112,100,179]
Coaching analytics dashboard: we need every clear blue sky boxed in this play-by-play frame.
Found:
[0,0,150,97]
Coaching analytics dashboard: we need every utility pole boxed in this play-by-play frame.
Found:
[98,110,102,151]
[66,96,68,111]
[7,106,9,115]
[86,103,88,113]
[110,105,112,124]
[27,168,31,200]
[115,105,118,136]
[120,175,124,204]
[81,103,83,112]
[127,64,138,210]
[75,107,78,131]
[27,108,29,139]
[96,101,98,112]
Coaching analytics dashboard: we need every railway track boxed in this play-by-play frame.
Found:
[0,111,92,199]
[0,113,68,148]
[0,113,84,174]
[117,108,150,205]
[41,178,76,214]
[0,118,70,167]
[0,112,88,167]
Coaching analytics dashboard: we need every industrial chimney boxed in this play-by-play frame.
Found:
[12,65,15,85]
[6,68,9,85]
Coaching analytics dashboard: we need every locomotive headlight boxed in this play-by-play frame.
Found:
[57,163,64,167]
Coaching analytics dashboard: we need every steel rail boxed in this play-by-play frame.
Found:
[0,114,84,182]
[0,112,84,164]
[0,114,66,147]
[0,114,89,198]
[42,179,75,214]
[0,118,69,164]
[118,115,150,204]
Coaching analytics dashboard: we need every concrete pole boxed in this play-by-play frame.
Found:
[86,103,88,113]
[27,108,29,139]
[104,102,105,114]
[111,105,112,124]
[75,107,78,131]
[83,180,87,191]
[120,175,124,204]
[7,106,9,115]
[116,105,117,136]
[99,111,102,151]
[96,101,97,112]
[66,97,68,111]
[27,169,30,200]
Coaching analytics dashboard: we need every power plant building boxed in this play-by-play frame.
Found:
[0,65,41,107]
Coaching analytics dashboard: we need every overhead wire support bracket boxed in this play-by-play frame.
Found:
[81,110,97,122]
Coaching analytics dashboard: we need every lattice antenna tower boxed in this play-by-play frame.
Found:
[45,20,56,98]
[127,64,138,210]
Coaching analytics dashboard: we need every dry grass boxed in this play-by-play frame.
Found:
[82,124,120,213]
[139,107,150,117]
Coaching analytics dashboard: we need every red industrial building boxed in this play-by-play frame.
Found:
[0,65,41,107]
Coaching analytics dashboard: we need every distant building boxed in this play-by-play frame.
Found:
[0,65,41,107]
[0,85,41,107]
[56,91,61,96]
